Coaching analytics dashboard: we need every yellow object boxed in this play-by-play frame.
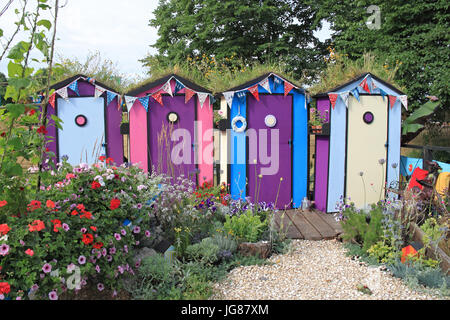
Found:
[435,172,450,199]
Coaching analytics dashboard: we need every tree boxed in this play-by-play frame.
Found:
[144,0,327,80]
[308,0,450,114]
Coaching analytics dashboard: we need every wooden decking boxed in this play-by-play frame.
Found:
[273,210,343,240]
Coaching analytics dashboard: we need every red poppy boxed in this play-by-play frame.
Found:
[0,200,7,208]
[76,204,85,211]
[25,249,34,256]
[80,211,92,219]
[82,233,94,245]
[91,181,101,190]
[36,125,48,135]
[51,219,62,232]
[90,226,97,232]
[28,109,36,116]
[93,242,103,249]
[109,198,120,211]
[99,156,106,162]
[0,224,10,236]
[27,200,42,212]
[46,200,56,209]
[71,210,78,216]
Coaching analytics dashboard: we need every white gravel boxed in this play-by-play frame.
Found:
[211,240,448,300]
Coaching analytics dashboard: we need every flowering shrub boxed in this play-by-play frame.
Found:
[0,159,161,300]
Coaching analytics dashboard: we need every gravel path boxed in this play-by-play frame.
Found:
[211,240,447,300]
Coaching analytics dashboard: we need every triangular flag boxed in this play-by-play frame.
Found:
[359,77,371,93]
[284,81,294,96]
[351,87,360,102]
[399,95,408,110]
[259,77,271,94]
[86,77,96,85]
[223,91,235,108]
[117,95,123,111]
[388,95,397,109]
[138,96,149,112]
[273,75,283,90]
[107,91,117,105]
[94,85,106,98]
[379,88,388,101]
[248,84,259,101]
[184,88,195,104]
[174,80,185,94]
[197,92,209,109]
[152,91,164,106]
[56,87,69,101]
[68,81,80,96]
[340,91,350,107]
[371,78,378,90]
[48,93,56,109]
[235,91,246,105]
[125,96,137,112]
[209,94,216,105]
[161,81,173,97]
[328,93,338,109]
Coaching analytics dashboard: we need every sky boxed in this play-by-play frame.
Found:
[0,0,331,80]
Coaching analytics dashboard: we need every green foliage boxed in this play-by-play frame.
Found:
[367,241,401,265]
[223,209,267,243]
[145,0,326,83]
[309,0,450,115]
[185,238,220,265]
[341,206,384,252]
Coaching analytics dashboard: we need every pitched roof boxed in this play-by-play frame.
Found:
[221,72,305,93]
[49,74,119,94]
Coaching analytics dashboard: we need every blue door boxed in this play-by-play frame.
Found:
[57,97,106,165]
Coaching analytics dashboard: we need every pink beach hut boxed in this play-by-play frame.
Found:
[126,74,214,185]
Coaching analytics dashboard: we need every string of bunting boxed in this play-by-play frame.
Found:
[123,76,214,113]
[46,76,122,110]
[327,74,407,110]
[222,73,304,109]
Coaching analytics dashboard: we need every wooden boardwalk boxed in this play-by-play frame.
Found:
[273,210,343,240]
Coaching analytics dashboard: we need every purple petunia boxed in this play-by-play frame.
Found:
[136,203,143,210]
[133,226,140,234]
[109,247,116,255]
[81,228,87,234]
[106,255,112,262]
[48,290,58,300]
[78,255,86,265]
[114,233,121,241]
[62,223,70,231]
[123,245,128,253]
[145,230,151,238]
[31,284,39,292]
[42,263,52,273]
[97,283,104,292]
[0,244,9,256]
[120,229,127,236]
[118,265,124,274]
[95,265,101,273]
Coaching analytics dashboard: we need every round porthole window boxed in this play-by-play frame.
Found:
[363,112,374,124]
[264,114,277,128]
[231,115,247,133]
[167,112,179,124]
[75,115,87,127]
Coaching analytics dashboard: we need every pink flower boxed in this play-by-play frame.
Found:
[25,249,34,256]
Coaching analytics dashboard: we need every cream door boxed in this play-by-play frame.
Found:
[346,95,388,209]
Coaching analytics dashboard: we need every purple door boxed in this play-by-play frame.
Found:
[247,94,292,208]
[147,95,197,183]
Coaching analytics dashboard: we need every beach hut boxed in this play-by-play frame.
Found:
[126,74,214,185]
[220,73,308,209]
[313,73,407,213]
[45,74,124,165]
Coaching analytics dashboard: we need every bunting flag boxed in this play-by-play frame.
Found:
[117,95,123,111]
[351,87,360,102]
[223,91,234,108]
[248,84,259,101]
[184,88,196,104]
[68,81,80,96]
[273,75,283,90]
[235,91,246,105]
[209,94,216,105]
[197,92,209,109]
[388,95,397,109]
[161,81,173,97]
[86,77,96,85]
[359,77,371,93]
[56,87,69,101]
[94,85,106,98]
[259,77,271,94]
[371,78,378,91]
[107,91,117,105]
[340,91,350,107]
[284,81,294,96]
[137,97,149,111]
[125,96,138,112]
[328,93,338,109]
[378,88,388,101]
[399,95,408,110]
[48,93,56,109]
[174,80,185,95]
[152,91,164,106]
